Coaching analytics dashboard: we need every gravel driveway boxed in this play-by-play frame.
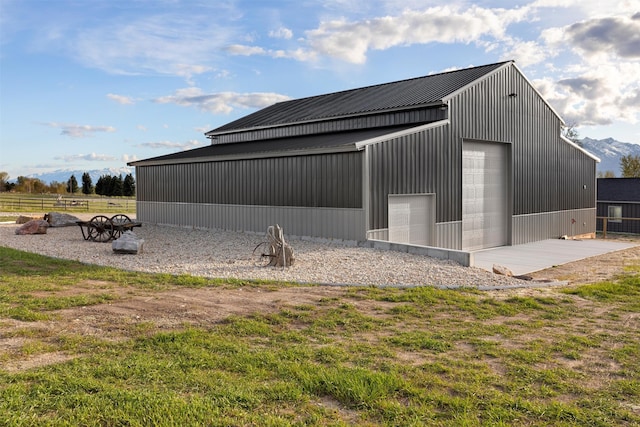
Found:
[1,216,530,288]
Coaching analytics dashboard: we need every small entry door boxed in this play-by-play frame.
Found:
[462,141,509,251]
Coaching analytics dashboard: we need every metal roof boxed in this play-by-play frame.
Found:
[209,61,511,135]
[130,124,418,166]
[597,178,640,202]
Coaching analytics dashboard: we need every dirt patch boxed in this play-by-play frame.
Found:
[2,237,639,373]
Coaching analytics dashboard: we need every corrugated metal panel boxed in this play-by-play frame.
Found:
[435,221,462,250]
[137,152,363,209]
[367,123,458,230]
[512,208,596,244]
[448,64,596,215]
[136,201,367,241]
[214,109,447,144]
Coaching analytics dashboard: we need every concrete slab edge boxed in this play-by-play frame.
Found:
[364,239,473,266]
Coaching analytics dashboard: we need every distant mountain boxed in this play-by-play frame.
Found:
[25,167,135,185]
[580,137,640,177]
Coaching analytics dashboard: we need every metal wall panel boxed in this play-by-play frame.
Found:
[367,123,457,231]
[448,65,596,215]
[136,201,367,241]
[214,109,447,144]
[365,63,596,248]
[512,208,596,244]
[435,221,462,250]
[136,152,363,209]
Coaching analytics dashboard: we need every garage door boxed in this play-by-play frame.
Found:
[462,141,509,251]
[388,194,435,246]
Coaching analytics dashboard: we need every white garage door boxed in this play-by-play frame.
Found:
[462,141,508,251]
[388,194,435,246]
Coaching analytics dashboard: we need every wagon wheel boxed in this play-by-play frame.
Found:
[252,241,275,267]
[87,215,113,242]
[110,214,131,240]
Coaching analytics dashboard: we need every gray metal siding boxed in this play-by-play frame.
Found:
[367,123,457,231]
[365,63,596,248]
[512,208,596,243]
[136,201,367,241]
[214,108,446,144]
[136,152,363,209]
[448,65,596,215]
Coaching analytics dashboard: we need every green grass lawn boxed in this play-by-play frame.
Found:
[0,246,638,426]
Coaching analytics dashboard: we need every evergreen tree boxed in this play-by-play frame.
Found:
[95,175,110,196]
[110,175,124,197]
[66,175,78,194]
[123,173,136,196]
[81,172,93,195]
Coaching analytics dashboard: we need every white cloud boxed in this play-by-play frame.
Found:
[107,93,135,105]
[226,44,267,56]
[563,14,640,59]
[531,11,640,128]
[43,122,116,138]
[55,153,118,162]
[301,6,529,64]
[269,27,293,39]
[535,61,640,126]
[121,154,138,162]
[136,125,147,131]
[154,87,291,114]
[139,140,204,151]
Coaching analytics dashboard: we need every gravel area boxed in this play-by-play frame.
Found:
[1,216,530,288]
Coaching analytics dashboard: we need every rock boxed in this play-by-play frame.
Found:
[15,220,49,235]
[16,215,40,224]
[112,231,144,254]
[492,264,513,276]
[45,212,82,227]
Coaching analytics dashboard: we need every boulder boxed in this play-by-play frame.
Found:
[15,220,49,235]
[45,212,82,227]
[112,231,144,254]
[492,264,513,277]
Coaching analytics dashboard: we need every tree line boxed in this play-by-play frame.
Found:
[0,171,136,196]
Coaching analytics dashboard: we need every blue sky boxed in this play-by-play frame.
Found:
[1,0,639,180]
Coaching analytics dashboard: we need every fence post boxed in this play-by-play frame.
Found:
[602,218,607,239]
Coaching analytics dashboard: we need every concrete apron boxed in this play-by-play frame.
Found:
[472,238,638,276]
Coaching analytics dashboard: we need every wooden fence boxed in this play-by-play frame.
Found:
[597,216,640,238]
[0,195,135,214]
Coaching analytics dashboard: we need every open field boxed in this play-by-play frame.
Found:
[0,244,639,425]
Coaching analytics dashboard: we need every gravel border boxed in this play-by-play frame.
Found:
[1,216,533,289]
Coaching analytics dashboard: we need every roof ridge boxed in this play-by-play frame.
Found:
[271,60,514,106]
